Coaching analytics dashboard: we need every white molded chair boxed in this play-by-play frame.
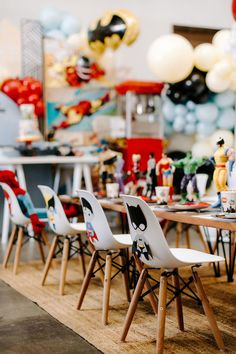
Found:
[121,195,224,354]
[76,189,132,325]
[38,185,87,295]
[0,182,48,274]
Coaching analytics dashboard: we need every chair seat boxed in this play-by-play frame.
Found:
[170,248,224,265]
[70,222,87,233]
[112,234,133,248]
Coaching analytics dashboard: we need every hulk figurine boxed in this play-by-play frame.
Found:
[173,152,206,203]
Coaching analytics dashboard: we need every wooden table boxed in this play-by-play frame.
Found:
[60,196,236,282]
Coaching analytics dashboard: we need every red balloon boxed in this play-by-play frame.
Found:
[34,100,45,117]
[22,76,36,88]
[232,0,236,20]
[29,81,43,96]
[16,97,28,105]
[28,94,40,105]
[18,85,30,99]
[1,79,22,101]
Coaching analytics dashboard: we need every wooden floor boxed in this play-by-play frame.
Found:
[0,257,235,354]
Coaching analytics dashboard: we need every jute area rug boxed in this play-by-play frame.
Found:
[0,259,235,354]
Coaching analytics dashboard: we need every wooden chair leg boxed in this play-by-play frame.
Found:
[2,225,17,268]
[59,238,70,295]
[102,253,112,325]
[37,238,45,264]
[156,273,168,354]
[185,227,191,249]
[13,227,24,275]
[90,243,104,284]
[162,220,170,236]
[176,223,182,248]
[78,235,86,277]
[172,269,184,331]
[41,230,51,251]
[192,268,224,350]
[77,250,98,310]
[41,235,59,286]
[121,268,148,342]
[119,249,131,303]
[135,255,158,314]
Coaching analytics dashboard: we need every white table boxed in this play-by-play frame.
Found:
[0,154,99,243]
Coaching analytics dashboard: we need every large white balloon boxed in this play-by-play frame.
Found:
[147,34,194,83]
[206,69,230,92]
[212,29,231,52]
[192,140,213,158]
[209,130,234,148]
[194,43,220,72]
[214,90,235,108]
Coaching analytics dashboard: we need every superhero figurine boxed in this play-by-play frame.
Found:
[211,138,232,208]
[0,170,45,234]
[145,152,157,198]
[98,147,117,195]
[173,152,205,203]
[156,153,175,201]
[114,153,125,193]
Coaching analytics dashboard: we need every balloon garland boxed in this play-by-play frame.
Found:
[0,77,44,118]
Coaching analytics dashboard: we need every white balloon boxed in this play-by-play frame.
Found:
[192,141,213,158]
[162,100,175,122]
[147,34,194,83]
[212,29,231,52]
[195,103,218,122]
[67,32,88,50]
[206,69,230,93]
[209,129,234,148]
[185,123,196,135]
[197,123,216,137]
[186,112,197,123]
[229,71,236,91]
[194,43,220,72]
[213,59,233,78]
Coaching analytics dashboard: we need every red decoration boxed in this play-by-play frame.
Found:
[34,100,45,117]
[1,79,22,101]
[232,0,236,20]
[1,76,44,118]
[115,81,164,95]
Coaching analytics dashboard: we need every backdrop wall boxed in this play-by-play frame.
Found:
[0,0,233,80]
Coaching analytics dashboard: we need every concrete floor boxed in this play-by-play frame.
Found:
[0,280,102,354]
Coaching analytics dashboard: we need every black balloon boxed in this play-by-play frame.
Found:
[166,68,210,104]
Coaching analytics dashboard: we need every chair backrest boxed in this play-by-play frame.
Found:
[78,189,121,250]
[0,182,29,226]
[122,194,179,268]
[38,185,75,235]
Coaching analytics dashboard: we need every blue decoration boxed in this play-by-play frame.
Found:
[186,112,197,123]
[174,104,187,116]
[197,122,215,136]
[40,7,63,31]
[61,15,81,36]
[214,90,235,109]
[217,108,236,130]
[195,103,218,122]
[46,29,66,41]
[162,100,175,122]
[185,123,196,135]
[186,100,196,111]
[173,115,185,132]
